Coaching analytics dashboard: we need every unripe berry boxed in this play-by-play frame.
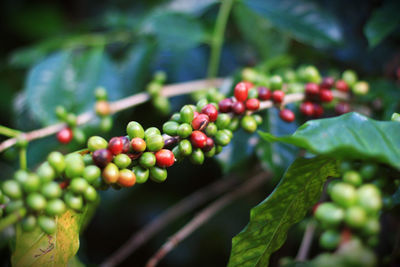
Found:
[108,137,124,155]
[335,80,349,92]
[65,154,84,178]
[95,100,111,116]
[300,101,314,116]
[102,163,119,184]
[353,81,369,95]
[190,131,207,148]
[218,98,233,113]
[84,186,98,202]
[232,101,245,115]
[196,98,208,112]
[345,206,367,228]
[248,88,258,99]
[342,70,358,87]
[319,230,340,250]
[26,193,47,211]
[257,87,271,100]
[92,149,113,168]
[330,182,357,207]
[21,215,37,232]
[319,89,334,102]
[201,104,218,122]
[88,136,108,152]
[234,82,249,102]
[37,162,56,183]
[205,123,218,136]
[305,83,320,95]
[269,75,283,90]
[69,178,89,194]
[315,202,344,227]
[177,123,192,138]
[241,115,257,133]
[163,121,180,136]
[57,127,73,144]
[343,170,362,187]
[139,152,156,168]
[189,148,205,165]
[127,121,145,139]
[38,216,56,234]
[279,109,295,122]
[192,114,209,131]
[155,149,175,168]
[118,169,136,187]
[245,98,260,111]
[95,87,108,100]
[41,182,62,199]
[64,191,83,211]
[215,131,231,146]
[272,90,285,103]
[335,102,351,115]
[149,166,168,183]
[146,134,164,152]
[23,174,41,193]
[216,114,231,129]
[132,166,149,184]
[45,199,66,216]
[178,140,193,156]
[131,137,146,152]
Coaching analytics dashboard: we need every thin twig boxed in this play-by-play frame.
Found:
[296,220,316,261]
[145,171,270,267]
[100,175,244,267]
[0,78,224,153]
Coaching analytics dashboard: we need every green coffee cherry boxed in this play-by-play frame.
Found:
[139,152,156,168]
[315,202,344,227]
[339,161,353,173]
[345,206,367,228]
[66,113,77,127]
[241,115,257,133]
[352,81,369,95]
[127,121,145,139]
[114,154,132,169]
[320,230,341,250]
[248,88,258,99]
[391,113,400,122]
[38,216,56,235]
[343,171,362,187]
[215,131,231,146]
[146,134,164,152]
[69,178,89,194]
[152,96,170,115]
[14,170,29,184]
[342,70,358,87]
[22,174,41,193]
[83,165,101,184]
[205,146,216,158]
[179,140,193,156]
[363,218,380,235]
[216,114,231,129]
[5,200,23,214]
[2,180,22,199]
[73,128,86,144]
[252,114,263,126]
[302,66,321,83]
[64,192,83,211]
[83,153,93,165]
[147,82,162,96]
[84,186,98,202]
[170,113,182,123]
[329,182,357,208]
[41,182,62,199]
[144,127,161,138]
[47,152,66,174]
[87,136,108,152]
[196,98,208,112]
[26,193,47,211]
[190,149,204,165]
[172,146,184,162]
[228,117,240,132]
[205,123,218,137]
[65,154,85,179]
[45,199,66,216]
[132,166,149,184]
[177,123,192,138]
[215,145,223,155]
[360,164,377,180]
[269,75,283,90]
[100,116,113,132]
[21,215,37,232]
[180,105,195,124]
[55,105,68,120]
[95,87,108,100]
[37,162,56,183]
[357,184,382,214]
[149,167,168,183]
[163,121,180,136]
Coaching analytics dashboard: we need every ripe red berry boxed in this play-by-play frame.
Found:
[272,90,285,103]
[305,83,320,95]
[245,98,260,111]
[232,101,245,115]
[335,102,351,115]
[57,127,73,144]
[320,77,335,89]
[335,80,349,92]
[300,101,314,116]
[190,131,207,148]
[319,89,334,102]
[201,104,218,122]
[234,82,249,102]
[203,137,215,152]
[155,149,175,168]
[92,149,113,168]
[131,137,146,152]
[258,87,271,100]
[313,104,324,117]
[244,81,254,89]
[193,111,199,119]
[218,98,233,113]
[192,114,209,130]
[108,137,124,155]
[120,136,131,153]
[279,109,295,122]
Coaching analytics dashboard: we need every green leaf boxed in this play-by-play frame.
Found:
[364,0,400,47]
[11,209,86,266]
[228,156,338,267]
[259,112,400,169]
[243,0,342,47]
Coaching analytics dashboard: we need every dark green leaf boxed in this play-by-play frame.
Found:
[364,0,400,47]
[243,0,342,46]
[259,112,400,169]
[228,156,338,266]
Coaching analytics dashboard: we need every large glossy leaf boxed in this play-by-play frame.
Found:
[11,209,87,266]
[259,112,400,169]
[243,0,342,47]
[364,0,400,47]
[228,156,338,267]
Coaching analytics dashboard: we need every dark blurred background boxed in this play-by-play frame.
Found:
[0,0,399,266]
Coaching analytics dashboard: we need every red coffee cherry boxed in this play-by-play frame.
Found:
[131,137,146,152]
[92,149,113,168]
[300,101,314,116]
[319,89,334,102]
[57,127,73,144]
[245,98,260,111]
[201,104,218,122]
[120,136,131,153]
[108,137,124,155]
[190,131,207,149]
[335,102,351,115]
[313,104,324,117]
[272,90,285,103]
[258,87,271,100]
[203,137,215,152]
[320,77,335,89]
[193,111,199,119]
[232,101,245,115]
[192,114,209,131]
[234,82,249,102]
[305,83,320,95]
[218,98,233,113]
[335,80,349,92]
[155,149,175,168]
[244,81,254,89]
[279,109,295,122]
